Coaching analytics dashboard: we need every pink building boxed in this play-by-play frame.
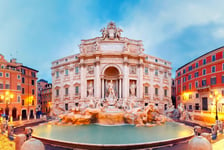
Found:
[51,22,172,114]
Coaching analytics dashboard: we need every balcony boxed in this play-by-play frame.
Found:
[197,85,210,92]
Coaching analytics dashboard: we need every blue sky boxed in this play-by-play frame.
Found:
[0,0,224,82]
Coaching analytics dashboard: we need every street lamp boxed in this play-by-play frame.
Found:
[209,91,222,121]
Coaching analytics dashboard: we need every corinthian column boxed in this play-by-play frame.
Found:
[94,61,100,99]
[80,62,87,99]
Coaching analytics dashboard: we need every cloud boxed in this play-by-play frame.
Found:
[119,0,224,76]
[213,28,224,39]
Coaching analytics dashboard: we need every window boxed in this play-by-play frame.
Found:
[189,105,192,110]
[17,75,21,79]
[0,83,3,89]
[56,71,59,78]
[145,87,148,95]
[183,85,186,91]
[178,79,180,85]
[195,81,199,88]
[17,85,21,90]
[75,86,79,95]
[223,63,224,70]
[155,59,158,62]
[32,100,34,105]
[31,72,36,77]
[222,75,224,83]
[194,72,199,78]
[56,89,59,96]
[196,93,199,98]
[183,77,186,82]
[211,77,216,85]
[189,83,192,90]
[211,66,216,73]
[178,72,181,77]
[65,103,68,111]
[212,55,216,61]
[0,72,3,77]
[31,80,35,85]
[188,74,191,80]
[195,103,200,110]
[65,88,69,95]
[75,67,79,74]
[155,69,158,76]
[164,89,167,97]
[65,69,69,76]
[22,88,25,94]
[202,69,206,75]
[202,79,206,86]
[22,77,25,83]
[155,88,158,95]
[195,63,199,68]
[5,73,9,78]
[188,66,192,71]
[144,67,148,75]
[22,99,24,106]
[17,96,21,103]
[32,89,35,95]
[203,59,206,65]
[164,72,168,78]
[5,84,10,89]
[183,69,186,74]
[21,69,26,75]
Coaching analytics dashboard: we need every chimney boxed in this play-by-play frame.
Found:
[10,58,17,63]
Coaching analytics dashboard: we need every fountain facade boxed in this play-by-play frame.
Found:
[51,22,172,116]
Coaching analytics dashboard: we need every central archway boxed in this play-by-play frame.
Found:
[101,65,122,100]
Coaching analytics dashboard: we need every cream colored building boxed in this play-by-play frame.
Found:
[51,22,172,114]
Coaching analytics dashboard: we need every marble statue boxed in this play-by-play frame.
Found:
[130,81,136,97]
[107,80,115,98]
[87,81,94,97]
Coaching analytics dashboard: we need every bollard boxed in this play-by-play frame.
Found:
[188,136,212,150]
[24,127,33,140]
[211,124,218,140]
[21,138,45,150]
[8,125,14,140]
[15,134,26,150]
[201,132,211,142]
[194,126,201,136]
[218,120,223,134]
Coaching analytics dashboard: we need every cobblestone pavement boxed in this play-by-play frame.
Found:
[0,134,15,150]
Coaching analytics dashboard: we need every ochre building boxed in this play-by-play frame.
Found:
[0,54,38,120]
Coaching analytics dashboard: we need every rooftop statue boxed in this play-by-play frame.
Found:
[100,22,123,40]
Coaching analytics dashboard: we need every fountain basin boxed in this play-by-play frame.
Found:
[32,122,194,149]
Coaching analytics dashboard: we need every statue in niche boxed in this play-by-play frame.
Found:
[130,81,136,97]
[87,81,94,97]
[107,80,115,98]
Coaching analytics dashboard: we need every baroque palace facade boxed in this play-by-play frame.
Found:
[51,22,172,114]
[175,46,224,112]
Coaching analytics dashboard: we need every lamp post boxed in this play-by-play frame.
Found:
[209,91,221,121]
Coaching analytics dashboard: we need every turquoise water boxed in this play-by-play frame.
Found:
[33,122,193,145]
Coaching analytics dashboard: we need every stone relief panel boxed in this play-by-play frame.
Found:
[87,65,94,75]
[129,66,137,74]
